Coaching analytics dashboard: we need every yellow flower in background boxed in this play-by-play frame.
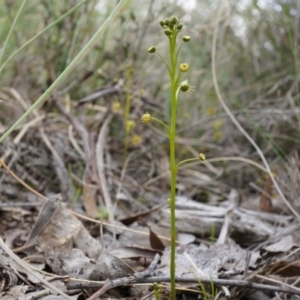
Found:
[213,120,223,141]
[126,120,136,132]
[112,101,121,113]
[131,134,142,146]
[213,120,223,130]
[139,89,146,96]
[213,131,223,141]
[206,106,216,116]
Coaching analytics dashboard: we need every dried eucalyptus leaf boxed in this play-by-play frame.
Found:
[36,200,102,258]
[26,195,61,248]
[27,197,133,280]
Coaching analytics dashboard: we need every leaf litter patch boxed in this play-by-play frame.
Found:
[1,194,300,299]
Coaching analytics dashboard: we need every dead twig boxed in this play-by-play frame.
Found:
[77,85,121,106]
[67,274,300,296]
[86,253,161,300]
[95,114,114,223]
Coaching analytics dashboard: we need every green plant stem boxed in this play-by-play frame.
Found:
[176,157,198,170]
[156,52,171,75]
[169,32,178,300]
[0,0,28,67]
[0,0,130,145]
[153,282,161,300]
[152,117,170,135]
[0,0,87,74]
[175,42,184,62]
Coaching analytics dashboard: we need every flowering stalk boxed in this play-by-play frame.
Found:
[142,16,198,299]
[124,65,134,163]
[168,18,179,300]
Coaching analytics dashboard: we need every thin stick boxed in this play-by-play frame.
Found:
[86,254,161,300]
[66,275,300,296]
[96,114,114,223]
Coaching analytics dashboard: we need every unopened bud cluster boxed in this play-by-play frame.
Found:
[148,16,191,56]
[160,16,182,33]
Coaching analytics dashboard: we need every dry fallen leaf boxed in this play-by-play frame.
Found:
[138,218,165,251]
[22,196,134,280]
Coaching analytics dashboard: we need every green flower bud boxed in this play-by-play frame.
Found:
[169,23,175,30]
[159,20,165,27]
[170,16,179,25]
[182,36,191,42]
[179,63,189,72]
[199,153,206,161]
[177,23,183,30]
[179,80,190,92]
[164,28,172,36]
[164,18,170,27]
[141,113,152,123]
[148,46,156,53]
